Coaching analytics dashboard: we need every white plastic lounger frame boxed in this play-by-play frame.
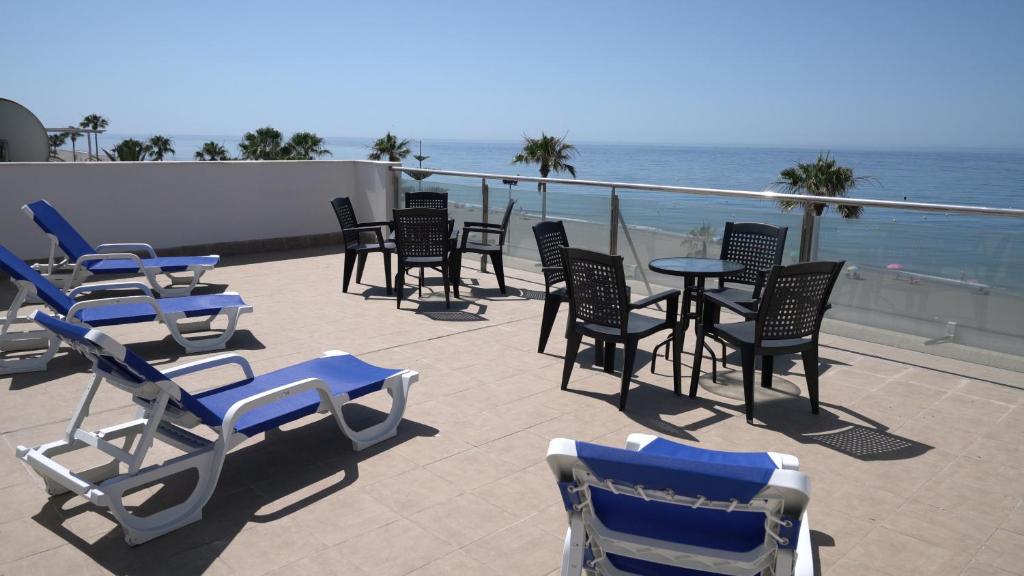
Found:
[21,204,216,297]
[17,323,417,545]
[3,278,250,358]
[548,434,813,576]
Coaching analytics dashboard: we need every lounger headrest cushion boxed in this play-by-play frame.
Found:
[574,440,776,502]
[24,200,96,261]
[0,244,74,313]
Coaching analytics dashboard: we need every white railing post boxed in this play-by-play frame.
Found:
[481,178,489,272]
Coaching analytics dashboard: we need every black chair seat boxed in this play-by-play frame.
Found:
[351,241,395,252]
[704,286,756,308]
[715,321,811,353]
[402,255,444,266]
[462,241,502,253]
[579,312,670,340]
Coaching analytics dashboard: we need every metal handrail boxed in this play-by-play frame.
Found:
[392,166,1024,218]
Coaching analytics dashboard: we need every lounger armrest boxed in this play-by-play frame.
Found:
[630,289,680,309]
[220,377,331,443]
[69,281,155,299]
[67,295,162,321]
[704,291,758,319]
[162,353,255,381]
[95,243,158,258]
[73,252,145,268]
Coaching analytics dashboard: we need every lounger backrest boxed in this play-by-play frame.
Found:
[22,200,96,261]
[31,311,200,409]
[547,438,808,574]
[0,244,75,314]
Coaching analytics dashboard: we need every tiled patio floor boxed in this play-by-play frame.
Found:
[1,246,1022,575]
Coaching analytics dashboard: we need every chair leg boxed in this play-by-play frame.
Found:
[722,343,728,368]
[761,355,774,389]
[418,267,424,297]
[562,331,583,390]
[618,339,638,411]
[395,267,405,309]
[802,346,820,414]
[491,252,507,294]
[442,262,451,309]
[603,342,616,374]
[539,294,562,353]
[672,325,683,396]
[741,346,755,423]
[342,251,357,293]
[689,324,705,398]
[594,340,605,368]
[451,253,460,299]
[356,253,368,284]
[383,251,393,295]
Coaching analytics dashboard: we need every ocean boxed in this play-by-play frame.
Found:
[101,134,1024,293]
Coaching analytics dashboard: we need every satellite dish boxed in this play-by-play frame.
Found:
[0,98,49,162]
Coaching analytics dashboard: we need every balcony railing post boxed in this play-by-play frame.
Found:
[541,181,548,221]
[481,178,489,272]
[609,187,619,256]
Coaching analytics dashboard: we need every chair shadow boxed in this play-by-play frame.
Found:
[7,330,266,390]
[31,406,438,576]
[811,530,834,576]
[557,345,932,462]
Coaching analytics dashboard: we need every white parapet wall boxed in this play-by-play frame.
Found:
[0,160,398,259]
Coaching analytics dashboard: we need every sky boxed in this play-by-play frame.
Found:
[2,0,1023,149]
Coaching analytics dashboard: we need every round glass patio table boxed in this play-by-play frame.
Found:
[648,257,745,382]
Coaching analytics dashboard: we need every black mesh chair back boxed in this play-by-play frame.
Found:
[561,247,629,333]
[331,197,361,248]
[756,261,843,343]
[533,220,568,288]
[405,191,448,210]
[718,222,788,291]
[393,208,449,259]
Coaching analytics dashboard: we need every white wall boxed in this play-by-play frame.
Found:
[0,160,398,259]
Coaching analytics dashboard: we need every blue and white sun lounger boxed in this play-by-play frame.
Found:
[0,244,251,373]
[16,312,417,545]
[23,199,219,296]
[547,434,812,576]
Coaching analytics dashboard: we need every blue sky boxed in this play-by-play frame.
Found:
[3,0,1022,149]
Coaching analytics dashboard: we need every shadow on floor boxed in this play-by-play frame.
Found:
[31,405,438,575]
[558,345,933,462]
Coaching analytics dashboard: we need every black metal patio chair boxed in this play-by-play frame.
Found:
[690,260,843,423]
[393,208,457,309]
[456,199,515,294]
[533,220,570,353]
[331,197,394,295]
[560,247,681,411]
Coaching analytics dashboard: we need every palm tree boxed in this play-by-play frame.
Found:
[239,127,285,160]
[367,132,411,162]
[283,132,332,160]
[686,222,717,258]
[147,135,175,161]
[774,152,872,261]
[194,141,230,161]
[104,138,149,161]
[79,114,108,160]
[512,132,577,217]
[66,126,81,161]
[47,133,68,160]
